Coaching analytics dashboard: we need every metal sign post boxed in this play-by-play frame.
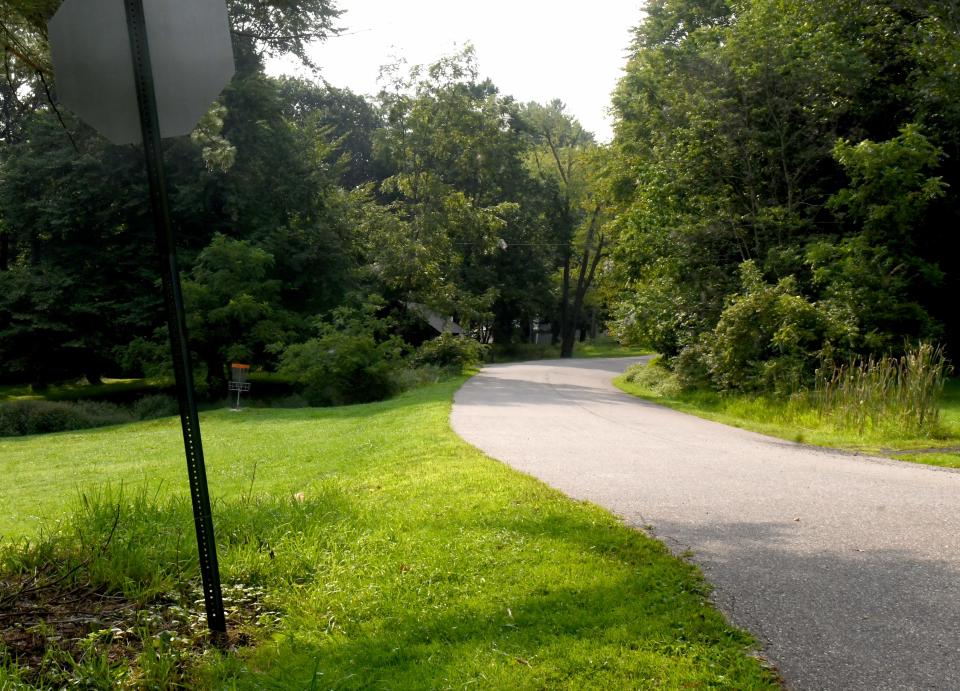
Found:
[122,0,226,639]
[48,0,236,639]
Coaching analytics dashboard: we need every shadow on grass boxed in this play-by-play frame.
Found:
[244,577,766,690]
[237,507,775,690]
[206,380,466,428]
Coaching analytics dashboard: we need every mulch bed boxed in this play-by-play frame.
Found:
[1,569,266,685]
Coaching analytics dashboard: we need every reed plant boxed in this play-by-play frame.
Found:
[813,343,950,436]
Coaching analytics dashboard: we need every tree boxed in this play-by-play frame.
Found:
[277,79,386,188]
[182,234,300,390]
[0,22,357,387]
[364,48,554,343]
[608,0,960,388]
[520,100,606,357]
[228,0,342,67]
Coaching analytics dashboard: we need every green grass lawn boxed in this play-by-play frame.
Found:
[490,335,650,363]
[0,378,777,688]
[0,378,158,402]
[615,364,960,469]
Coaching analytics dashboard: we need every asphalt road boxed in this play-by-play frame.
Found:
[450,357,960,690]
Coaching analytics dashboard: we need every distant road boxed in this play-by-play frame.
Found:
[451,357,960,690]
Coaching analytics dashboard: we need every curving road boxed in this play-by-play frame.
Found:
[450,357,960,690]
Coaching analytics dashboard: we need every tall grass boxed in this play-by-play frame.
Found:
[813,343,950,436]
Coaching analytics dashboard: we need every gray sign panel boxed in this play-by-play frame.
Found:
[49,0,235,145]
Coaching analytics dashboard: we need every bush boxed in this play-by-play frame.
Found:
[623,357,684,397]
[0,400,133,437]
[391,364,451,392]
[412,333,487,370]
[132,394,178,421]
[696,261,852,393]
[280,306,406,407]
[267,394,309,409]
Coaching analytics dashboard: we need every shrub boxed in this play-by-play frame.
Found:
[0,400,132,437]
[412,332,487,370]
[671,343,712,391]
[698,261,852,393]
[623,357,684,397]
[391,364,451,392]
[132,394,178,421]
[280,306,406,407]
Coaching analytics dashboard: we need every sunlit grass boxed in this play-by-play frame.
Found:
[490,335,650,363]
[615,364,960,469]
[0,377,163,402]
[0,378,777,688]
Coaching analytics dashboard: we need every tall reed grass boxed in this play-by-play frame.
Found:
[813,343,950,436]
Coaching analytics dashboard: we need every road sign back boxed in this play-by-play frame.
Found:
[48,0,235,145]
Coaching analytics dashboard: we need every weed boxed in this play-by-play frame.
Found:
[813,343,950,436]
[617,348,960,467]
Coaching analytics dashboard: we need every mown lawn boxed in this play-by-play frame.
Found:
[0,378,777,688]
[615,365,960,469]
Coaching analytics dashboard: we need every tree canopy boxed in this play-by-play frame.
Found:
[607,0,960,391]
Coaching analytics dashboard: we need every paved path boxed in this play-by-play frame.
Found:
[450,357,960,690]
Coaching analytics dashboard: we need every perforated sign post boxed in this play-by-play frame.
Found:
[49,0,235,638]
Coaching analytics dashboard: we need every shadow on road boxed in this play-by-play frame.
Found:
[647,517,960,690]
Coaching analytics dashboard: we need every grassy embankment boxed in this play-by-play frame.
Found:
[0,377,776,688]
[615,360,960,469]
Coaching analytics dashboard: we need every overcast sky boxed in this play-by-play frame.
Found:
[265,1,645,142]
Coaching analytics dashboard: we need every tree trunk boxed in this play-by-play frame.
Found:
[0,229,8,271]
[560,316,577,358]
[520,316,531,344]
[555,251,571,346]
[560,206,604,359]
[205,355,227,400]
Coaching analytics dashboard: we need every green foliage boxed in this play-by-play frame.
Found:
[801,125,950,350]
[1,64,356,389]
[814,343,950,436]
[0,399,131,436]
[412,332,488,370]
[0,393,179,437]
[182,233,300,387]
[131,394,177,421]
[623,356,684,397]
[608,0,960,390]
[366,48,558,343]
[617,356,960,458]
[695,261,852,393]
[277,79,386,188]
[227,0,342,68]
[806,235,943,351]
[279,305,406,406]
[830,125,947,241]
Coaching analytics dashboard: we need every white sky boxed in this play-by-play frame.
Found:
[265,1,645,143]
